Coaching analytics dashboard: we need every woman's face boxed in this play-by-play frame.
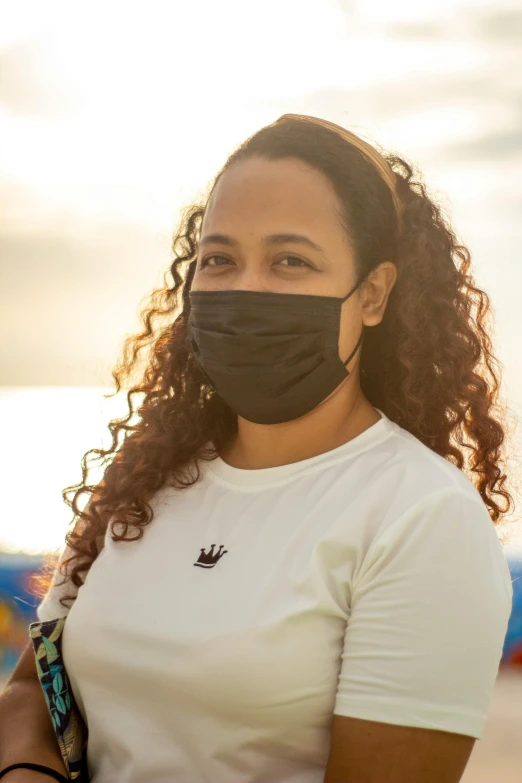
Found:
[192,156,365,366]
[193,156,357,297]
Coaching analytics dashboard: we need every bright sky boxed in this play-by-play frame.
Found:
[0,0,521,554]
[0,387,120,554]
[1,0,519,230]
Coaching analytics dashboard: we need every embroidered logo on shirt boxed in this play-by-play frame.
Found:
[194,544,228,568]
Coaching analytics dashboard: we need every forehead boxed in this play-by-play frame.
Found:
[202,157,344,235]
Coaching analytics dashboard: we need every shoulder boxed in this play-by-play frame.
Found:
[372,417,488,517]
[353,420,513,609]
[355,417,512,592]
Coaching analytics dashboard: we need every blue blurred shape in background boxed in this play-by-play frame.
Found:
[0,551,45,677]
[503,554,522,667]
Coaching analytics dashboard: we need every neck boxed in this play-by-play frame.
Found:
[219,377,381,470]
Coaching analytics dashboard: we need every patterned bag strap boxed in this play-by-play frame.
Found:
[29,617,89,781]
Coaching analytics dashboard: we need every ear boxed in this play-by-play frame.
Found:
[360,262,398,327]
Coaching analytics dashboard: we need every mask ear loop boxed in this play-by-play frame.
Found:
[341,275,365,303]
[342,330,365,369]
[340,276,366,370]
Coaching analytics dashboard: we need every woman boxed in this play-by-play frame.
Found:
[0,114,515,782]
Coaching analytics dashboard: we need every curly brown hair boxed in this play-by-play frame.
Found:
[31,115,516,612]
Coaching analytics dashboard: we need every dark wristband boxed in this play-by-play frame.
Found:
[0,762,69,781]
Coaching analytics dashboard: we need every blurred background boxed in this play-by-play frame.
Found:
[0,1,521,779]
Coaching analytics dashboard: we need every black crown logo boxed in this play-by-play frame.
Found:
[194,544,228,569]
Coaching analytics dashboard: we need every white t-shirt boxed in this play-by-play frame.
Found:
[36,410,513,783]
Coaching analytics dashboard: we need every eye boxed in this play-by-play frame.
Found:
[277,255,311,268]
[199,255,231,268]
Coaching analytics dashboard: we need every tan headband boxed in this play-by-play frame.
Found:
[274,113,403,235]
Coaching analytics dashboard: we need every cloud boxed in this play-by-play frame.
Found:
[441,127,522,162]
[274,76,521,163]
[0,186,175,386]
[0,37,78,118]
[474,8,522,42]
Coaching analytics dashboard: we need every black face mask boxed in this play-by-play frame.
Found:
[185,278,365,425]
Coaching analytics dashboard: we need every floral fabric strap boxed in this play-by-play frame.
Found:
[29,617,90,782]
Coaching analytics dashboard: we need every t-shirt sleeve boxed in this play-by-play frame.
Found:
[35,545,80,622]
[334,486,514,740]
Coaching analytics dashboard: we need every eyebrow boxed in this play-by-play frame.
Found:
[199,232,326,254]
